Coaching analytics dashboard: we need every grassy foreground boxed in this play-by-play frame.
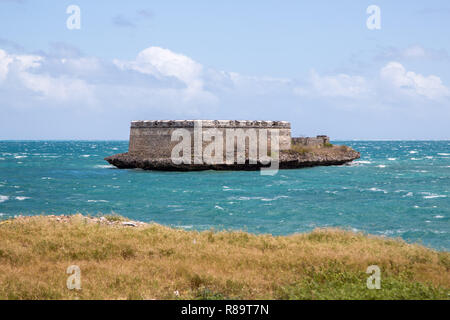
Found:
[0,215,448,300]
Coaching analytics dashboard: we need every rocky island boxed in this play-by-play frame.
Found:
[105,120,360,171]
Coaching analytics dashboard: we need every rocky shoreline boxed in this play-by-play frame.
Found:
[105,146,360,171]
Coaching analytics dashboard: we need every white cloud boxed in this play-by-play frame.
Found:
[115,47,203,89]
[377,45,449,61]
[0,49,42,81]
[380,61,450,100]
[293,62,450,102]
[0,49,13,80]
[1,46,449,118]
[19,72,94,102]
[294,70,369,98]
[0,49,94,102]
[402,45,427,58]
[114,46,217,103]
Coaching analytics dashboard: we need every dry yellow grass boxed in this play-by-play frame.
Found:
[0,215,448,300]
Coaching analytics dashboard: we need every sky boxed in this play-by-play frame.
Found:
[0,0,449,140]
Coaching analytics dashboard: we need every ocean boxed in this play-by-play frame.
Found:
[0,140,448,250]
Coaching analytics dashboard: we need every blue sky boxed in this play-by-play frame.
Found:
[1,0,449,139]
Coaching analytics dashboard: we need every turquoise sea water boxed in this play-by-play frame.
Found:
[0,141,448,250]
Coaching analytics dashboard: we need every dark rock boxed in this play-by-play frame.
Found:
[104,148,360,171]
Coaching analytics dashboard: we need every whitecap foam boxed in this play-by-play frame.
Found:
[15,196,30,201]
[214,205,224,210]
[387,158,396,161]
[354,160,371,164]
[434,215,444,219]
[14,156,27,159]
[0,195,9,203]
[261,195,289,201]
[230,196,263,201]
[81,155,91,158]
[376,165,386,168]
[87,200,109,203]
[423,194,447,199]
[438,153,450,156]
[368,188,387,193]
[94,164,115,169]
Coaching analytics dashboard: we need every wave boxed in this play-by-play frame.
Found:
[368,188,387,193]
[0,195,9,203]
[222,186,242,191]
[87,200,109,203]
[438,153,450,156]
[15,197,30,201]
[261,195,289,201]
[228,196,264,201]
[423,194,447,199]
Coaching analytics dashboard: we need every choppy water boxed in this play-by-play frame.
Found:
[0,141,448,250]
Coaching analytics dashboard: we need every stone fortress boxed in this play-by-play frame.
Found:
[128,120,330,158]
[105,120,359,171]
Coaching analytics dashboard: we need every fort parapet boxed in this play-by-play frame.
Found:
[292,135,330,147]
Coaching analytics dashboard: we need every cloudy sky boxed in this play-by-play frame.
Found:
[0,0,449,140]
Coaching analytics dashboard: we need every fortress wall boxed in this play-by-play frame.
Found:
[129,120,292,159]
[292,135,330,147]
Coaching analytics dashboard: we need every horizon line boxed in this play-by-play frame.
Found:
[0,139,449,142]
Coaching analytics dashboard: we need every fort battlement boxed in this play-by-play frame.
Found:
[131,120,291,128]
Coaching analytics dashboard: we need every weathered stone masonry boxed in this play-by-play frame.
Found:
[292,135,330,147]
[129,120,292,159]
